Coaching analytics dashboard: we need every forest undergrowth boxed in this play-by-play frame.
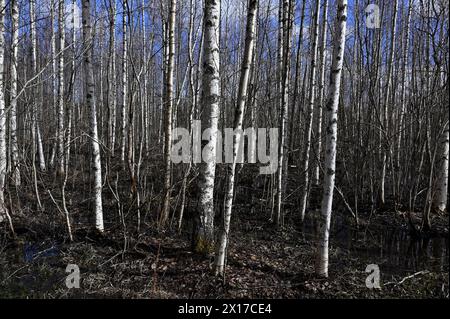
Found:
[1,159,448,299]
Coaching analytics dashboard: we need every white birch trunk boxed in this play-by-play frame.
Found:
[161,0,177,226]
[275,0,293,227]
[108,0,117,155]
[315,0,347,278]
[300,0,321,222]
[57,0,66,175]
[82,0,105,232]
[9,0,20,186]
[0,0,7,222]
[30,0,47,171]
[66,0,76,172]
[214,0,258,275]
[120,0,128,162]
[313,0,329,186]
[433,123,449,212]
[193,0,221,254]
[49,0,57,168]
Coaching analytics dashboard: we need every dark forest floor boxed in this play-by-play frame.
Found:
[0,206,448,298]
[0,161,448,298]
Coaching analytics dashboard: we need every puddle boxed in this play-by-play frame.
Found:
[301,214,449,276]
[23,242,61,263]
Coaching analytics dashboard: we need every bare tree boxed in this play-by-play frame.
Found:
[107,0,117,155]
[161,0,177,227]
[275,0,294,227]
[120,0,128,162]
[193,0,221,254]
[82,0,105,232]
[433,122,449,212]
[379,0,398,206]
[313,0,329,186]
[300,0,321,223]
[214,0,258,276]
[57,0,66,175]
[9,0,20,186]
[30,0,46,171]
[0,0,7,222]
[316,0,348,278]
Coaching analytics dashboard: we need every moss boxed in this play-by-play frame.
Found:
[193,236,214,255]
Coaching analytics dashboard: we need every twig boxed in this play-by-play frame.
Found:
[384,270,431,287]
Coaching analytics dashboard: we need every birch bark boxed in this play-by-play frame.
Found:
[82,0,105,232]
[120,0,128,162]
[10,0,20,186]
[300,0,321,222]
[193,0,221,254]
[57,0,66,175]
[316,0,347,278]
[161,0,177,226]
[214,0,258,275]
[433,123,449,212]
[0,0,7,222]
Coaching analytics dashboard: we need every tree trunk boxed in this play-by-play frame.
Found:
[214,0,258,276]
[120,0,128,162]
[275,0,294,227]
[300,0,321,222]
[192,0,221,254]
[9,0,20,186]
[315,0,348,278]
[57,0,66,176]
[161,0,177,227]
[0,0,7,222]
[379,0,398,206]
[49,0,57,168]
[82,0,105,232]
[433,123,449,212]
[108,0,117,155]
[313,0,329,186]
[30,0,47,172]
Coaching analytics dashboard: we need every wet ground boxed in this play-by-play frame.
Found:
[0,205,448,299]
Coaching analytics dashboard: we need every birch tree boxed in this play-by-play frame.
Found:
[107,0,117,154]
[274,0,294,227]
[214,0,258,275]
[9,0,20,186]
[313,0,329,186]
[300,0,321,222]
[193,0,221,254]
[433,122,449,212]
[82,0,105,232]
[316,0,348,278]
[49,0,57,168]
[30,0,46,171]
[0,0,7,222]
[161,0,177,227]
[57,0,66,175]
[379,0,398,206]
[120,0,128,162]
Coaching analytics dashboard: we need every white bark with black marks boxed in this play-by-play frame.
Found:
[82,0,105,232]
[0,0,7,222]
[434,123,449,212]
[300,0,321,223]
[316,0,348,278]
[161,0,177,227]
[214,0,258,275]
[9,0,20,186]
[120,0,128,162]
[193,0,221,254]
[57,0,66,175]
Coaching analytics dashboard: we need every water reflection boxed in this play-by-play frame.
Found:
[303,214,449,276]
